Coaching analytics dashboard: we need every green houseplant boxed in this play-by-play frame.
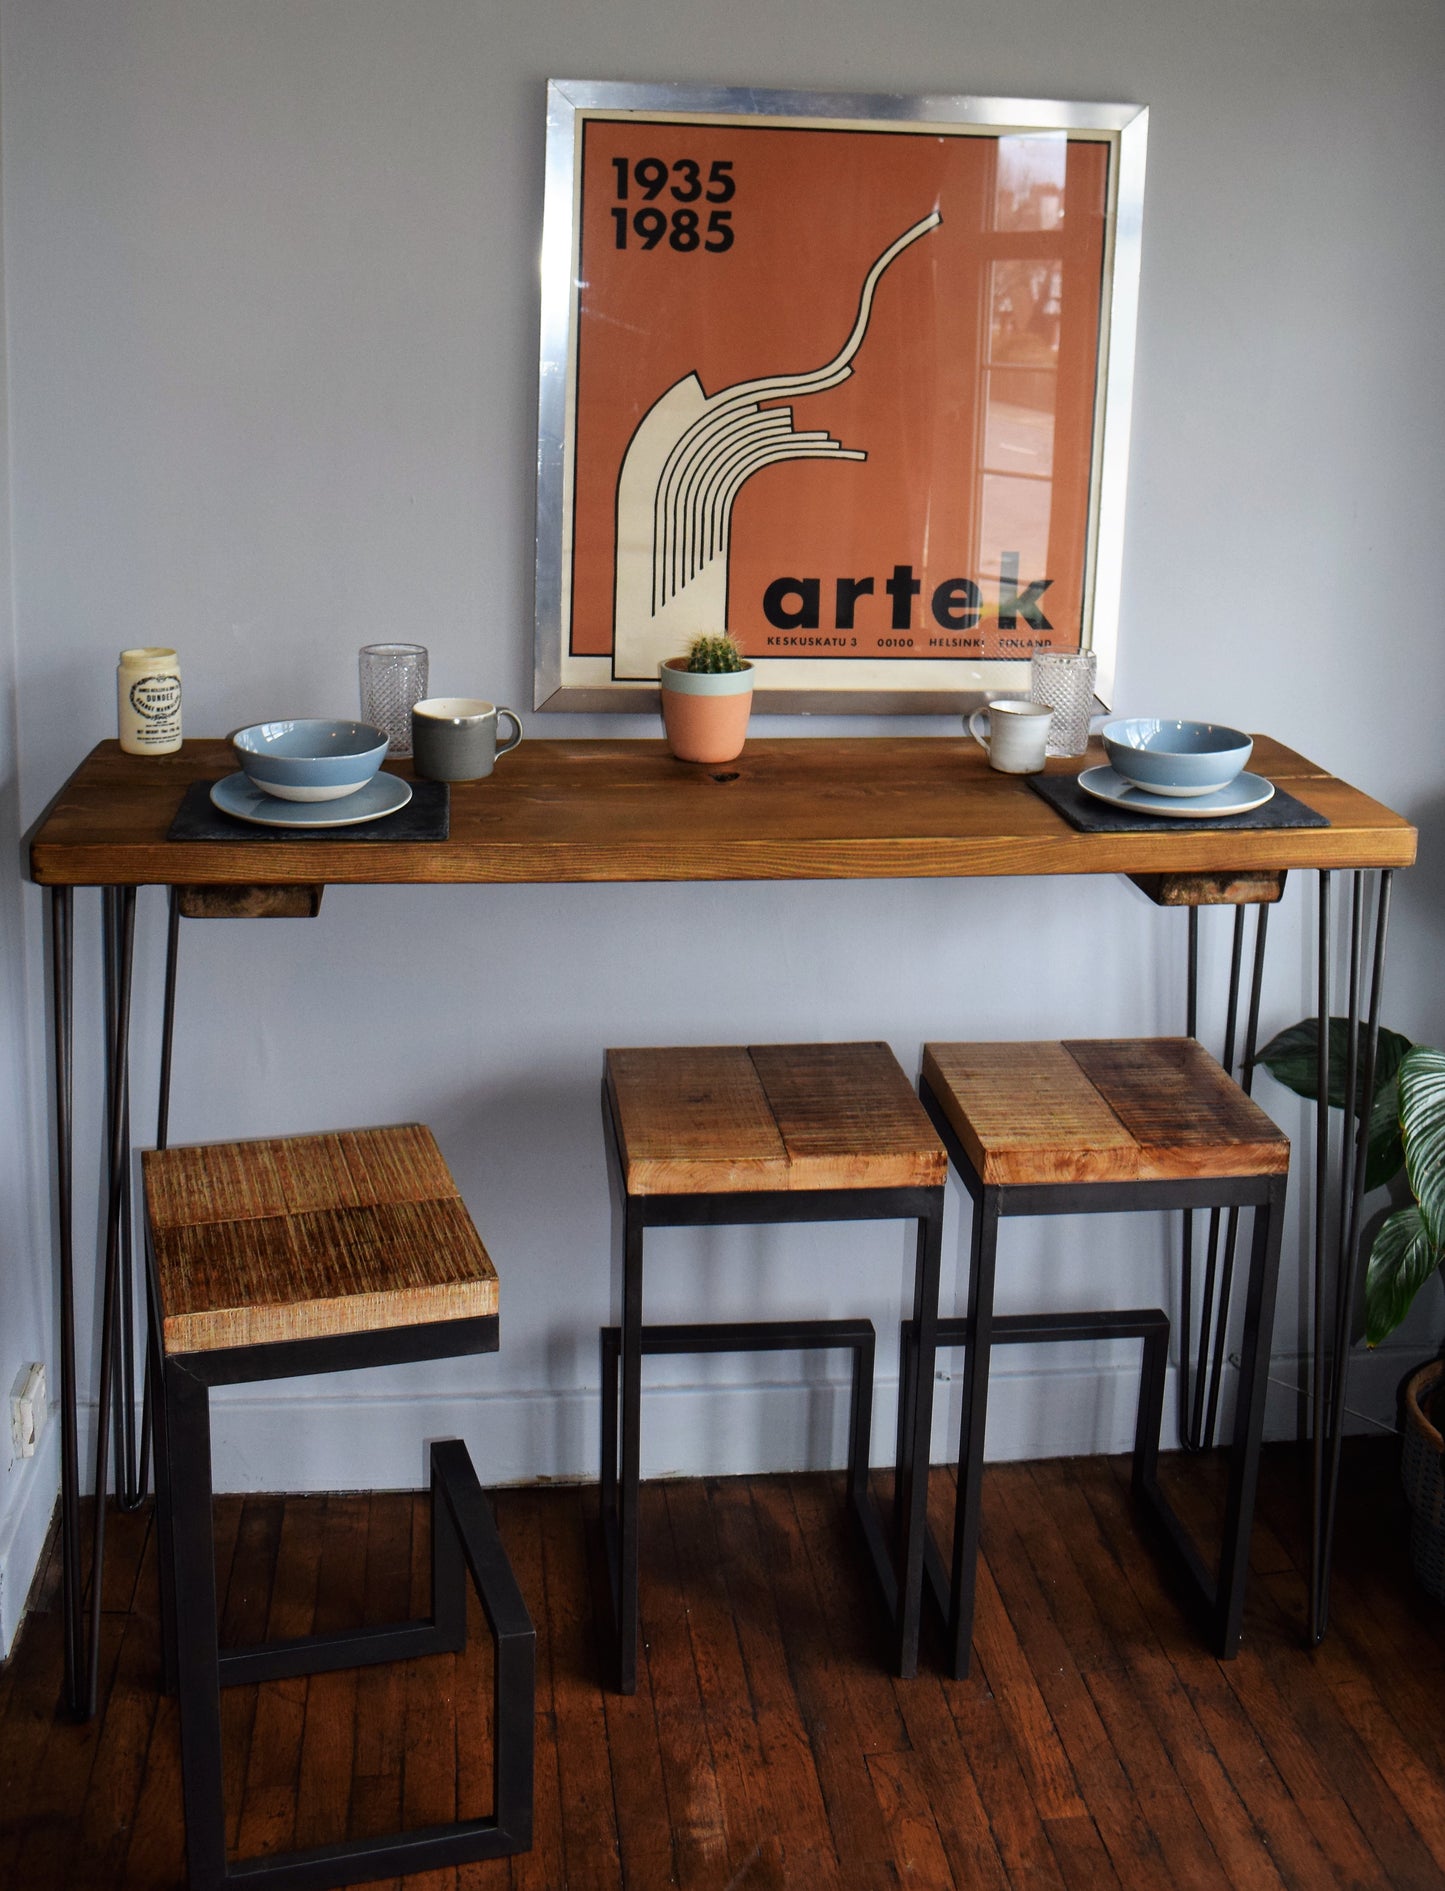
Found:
[658,631,755,764]
[1254,1021,1445,1344]
[1256,1019,1445,1598]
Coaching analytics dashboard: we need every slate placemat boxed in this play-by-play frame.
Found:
[1027,771,1330,835]
[167,777,450,842]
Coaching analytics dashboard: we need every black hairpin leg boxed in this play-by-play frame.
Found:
[53,884,184,1719]
[132,887,183,1508]
[87,884,137,1716]
[1309,868,1392,1642]
[1200,900,1270,1448]
[104,889,146,1517]
[1178,899,1273,1452]
[1308,868,1333,1637]
[156,887,181,1150]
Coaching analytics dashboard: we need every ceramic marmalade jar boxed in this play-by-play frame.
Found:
[117,646,182,755]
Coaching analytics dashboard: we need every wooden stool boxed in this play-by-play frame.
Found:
[142,1124,534,1891]
[911,1039,1289,1676]
[600,1042,948,1690]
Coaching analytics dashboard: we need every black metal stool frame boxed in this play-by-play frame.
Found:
[600,1316,877,1526]
[600,1082,945,1691]
[149,1281,534,1891]
[900,1306,1170,1516]
[913,1076,1287,1679]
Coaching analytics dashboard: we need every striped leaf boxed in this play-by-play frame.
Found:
[1364,1204,1443,1347]
[1400,1047,1445,1250]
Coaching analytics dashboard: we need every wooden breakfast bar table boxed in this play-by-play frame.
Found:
[28,733,1417,1715]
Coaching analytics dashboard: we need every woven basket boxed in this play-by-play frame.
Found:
[1402,1360,1445,1604]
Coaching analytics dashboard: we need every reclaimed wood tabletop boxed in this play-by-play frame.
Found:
[28,734,1416,889]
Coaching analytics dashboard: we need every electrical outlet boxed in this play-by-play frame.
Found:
[10,1363,47,1460]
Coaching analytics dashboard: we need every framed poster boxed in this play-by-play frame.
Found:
[535,80,1147,714]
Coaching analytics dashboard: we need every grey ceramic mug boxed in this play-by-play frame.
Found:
[411,697,523,782]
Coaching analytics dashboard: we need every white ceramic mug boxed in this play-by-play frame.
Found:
[967,699,1053,775]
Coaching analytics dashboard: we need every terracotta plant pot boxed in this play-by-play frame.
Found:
[658,658,754,764]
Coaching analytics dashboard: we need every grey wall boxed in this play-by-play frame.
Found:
[2,0,1443,1645]
[0,52,53,1653]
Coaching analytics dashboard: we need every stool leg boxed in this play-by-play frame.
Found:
[141,1223,177,1694]
[896,1195,944,1679]
[599,1326,619,1532]
[163,1359,226,1891]
[430,1450,467,1652]
[615,1200,645,1694]
[1131,1318,1169,1507]
[1213,1175,1287,1656]
[894,1306,918,1546]
[947,1187,1001,1680]
[846,1324,875,1511]
[149,1332,178,1697]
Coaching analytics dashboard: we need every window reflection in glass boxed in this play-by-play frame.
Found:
[979,470,1052,581]
[993,132,1068,231]
[979,252,1059,588]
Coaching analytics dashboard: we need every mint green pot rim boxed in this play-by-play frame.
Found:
[658,659,755,697]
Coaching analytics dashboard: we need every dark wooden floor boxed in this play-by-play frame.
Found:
[2,1442,1444,1889]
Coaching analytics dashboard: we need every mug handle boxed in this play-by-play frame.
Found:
[966,708,991,754]
[496,708,524,758]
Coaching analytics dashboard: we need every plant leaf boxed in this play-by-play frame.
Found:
[1252,1020,1328,1100]
[1252,1018,1411,1110]
[1364,1203,1444,1346]
[1365,1068,1405,1194]
[1399,1047,1445,1249]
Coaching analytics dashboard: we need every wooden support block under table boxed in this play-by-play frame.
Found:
[177,884,325,918]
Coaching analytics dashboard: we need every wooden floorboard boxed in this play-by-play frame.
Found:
[2,1440,1444,1889]
[705,1474,840,1887]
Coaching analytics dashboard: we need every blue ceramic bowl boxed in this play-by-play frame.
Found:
[231,719,389,802]
[1101,719,1253,797]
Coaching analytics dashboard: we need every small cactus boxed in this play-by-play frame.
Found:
[683,632,748,674]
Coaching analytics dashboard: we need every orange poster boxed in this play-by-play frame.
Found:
[536,85,1147,711]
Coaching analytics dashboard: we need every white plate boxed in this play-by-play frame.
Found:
[1077,766,1275,819]
[210,771,412,828]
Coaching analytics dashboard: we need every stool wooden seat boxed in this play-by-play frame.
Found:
[142,1124,532,1890]
[921,1039,1290,1188]
[146,1123,499,1354]
[601,1042,947,1689]
[606,1042,948,1194]
[911,1039,1288,1675]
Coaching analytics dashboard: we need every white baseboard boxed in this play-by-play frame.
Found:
[9,1342,1409,1659]
[0,1424,60,1656]
[70,1343,1418,1500]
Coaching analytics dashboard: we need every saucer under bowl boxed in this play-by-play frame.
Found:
[231,718,390,802]
[1101,718,1253,798]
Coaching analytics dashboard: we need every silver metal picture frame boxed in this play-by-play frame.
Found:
[535,79,1147,715]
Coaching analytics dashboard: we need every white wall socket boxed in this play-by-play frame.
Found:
[10,1363,47,1460]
